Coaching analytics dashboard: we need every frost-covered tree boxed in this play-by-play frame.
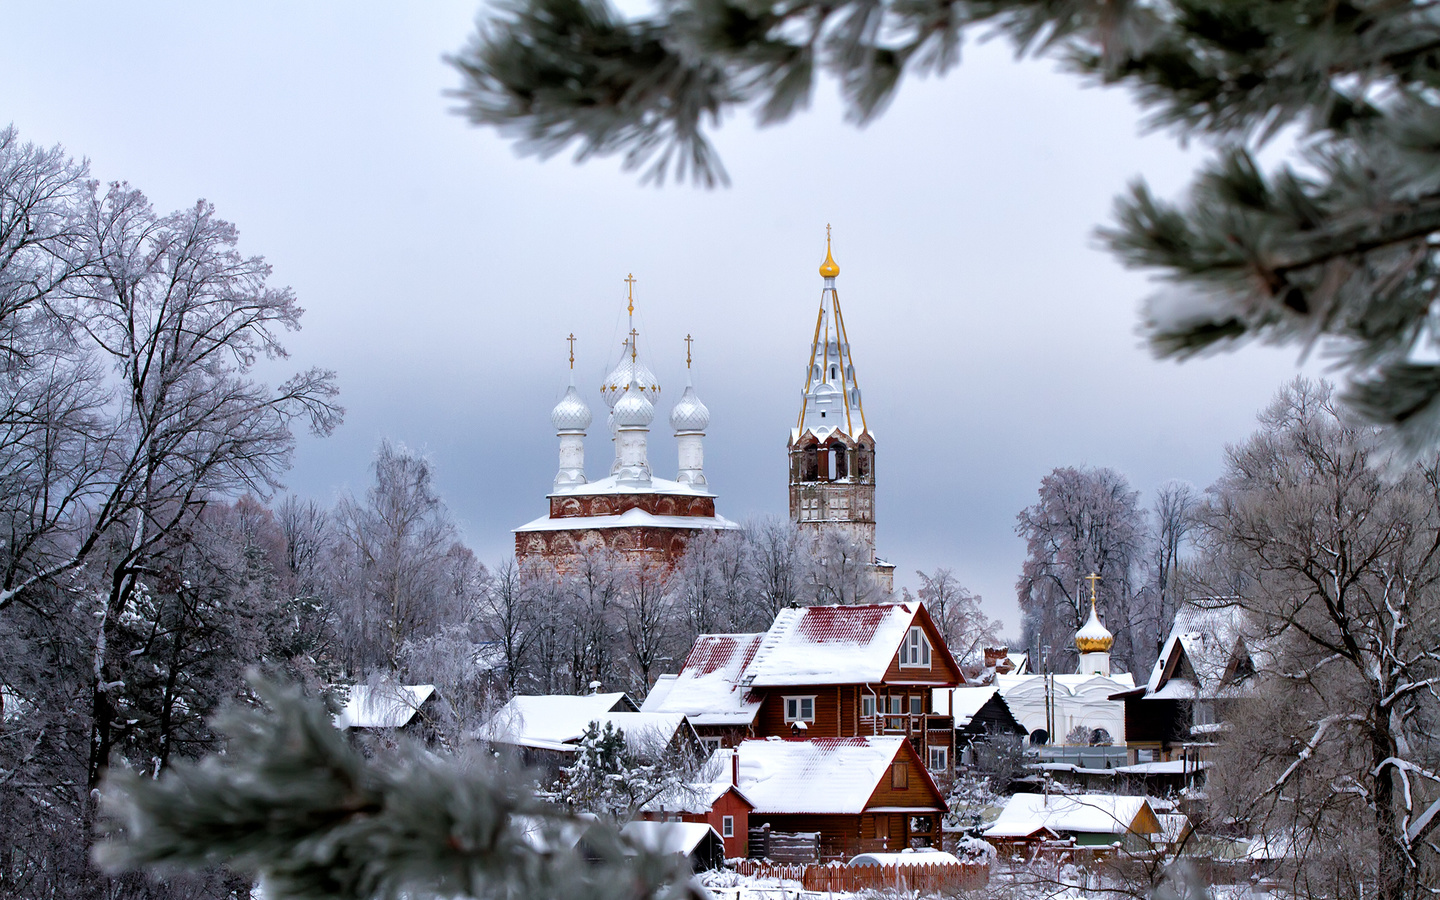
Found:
[743,516,809,623]
[333,441,478,675]
[1015,466,1149,673]
[478,557,537,695]
[617,559,678,693]
[912,567,997,664]
[1147,480,1200,647]
[1202,379,1440,900]
[453,2,1440,455]
[546,719,695,823]
[807,529,881,605]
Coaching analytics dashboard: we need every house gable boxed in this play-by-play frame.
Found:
[863,739,946,812]
[879,605,963,687]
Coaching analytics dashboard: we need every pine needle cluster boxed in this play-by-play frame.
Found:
[96,679,691,900]
[451,1,1440,456]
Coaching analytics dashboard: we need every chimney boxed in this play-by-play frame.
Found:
[731,749,738,787]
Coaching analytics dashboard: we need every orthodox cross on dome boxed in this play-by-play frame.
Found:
[685,333,693,368]
[625,273,637,317]
[1085,572,1101,605]
[567,332,576,369]
[629,326,639,362]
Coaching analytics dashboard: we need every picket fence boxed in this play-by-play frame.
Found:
[728,860,989,894]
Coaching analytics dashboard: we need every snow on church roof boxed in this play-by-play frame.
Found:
[642,634,764,725]
[549,473,714,499]
[737,737,932,815]
[514,506,740,533]
[745,604,940,686]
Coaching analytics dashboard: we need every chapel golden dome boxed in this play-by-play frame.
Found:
[819,227,840,278]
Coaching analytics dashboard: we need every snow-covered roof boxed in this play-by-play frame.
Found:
[744,604,953,687]
[1157,813,1193,845]
[1114,760,1210,775]
[515,506,739,533]
[1145,600,1255,699]
[333,684,435,729]
[551,474,714,499]
[995,673,1136,696]
[642,634,763,725]
[641,781,752,815]
[621,821,722,856]
[476,693,664,750]
[644,674,678,709]
[934,687,1003,727]
[986,794,1158,839]
[736,736,936,815]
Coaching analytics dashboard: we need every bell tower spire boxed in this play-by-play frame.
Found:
[788,228,892,592]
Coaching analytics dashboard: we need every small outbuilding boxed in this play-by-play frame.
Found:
[985,793,1161,854]
[621,821,726,872]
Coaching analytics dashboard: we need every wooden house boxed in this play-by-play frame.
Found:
[476,692,702,776]
[333,683,445,745]
[642,603,964,765]
[735,736,947,859]
[934,686,1026,755]
[640,782,753,859]
[639,748,753,858]
[1112,601,1257,762]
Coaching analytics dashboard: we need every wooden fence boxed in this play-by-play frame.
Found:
[728,861,989,894]
[748,828,820,863]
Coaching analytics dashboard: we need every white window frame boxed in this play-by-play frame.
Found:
[861,695,876,718]
[928,746,949,773]
[784,695,816,723]
[722,815,734,838]
[700,737,723,754]
[899,626,932,668]
[909,695,924,716]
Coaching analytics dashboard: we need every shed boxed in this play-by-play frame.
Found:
[986,793,1161,853]
[621,821,726,872]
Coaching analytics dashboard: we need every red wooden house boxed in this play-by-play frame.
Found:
[640,780,754,859]
[642,603,965,770]
[736,736,948,858]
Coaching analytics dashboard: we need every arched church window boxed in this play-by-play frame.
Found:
[830,441,848,479]
[856,444,871,479]
[830,364,837,380]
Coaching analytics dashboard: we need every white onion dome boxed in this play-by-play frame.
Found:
[601,354,661,409]
[669,382,710,432]
[550,383,592,432]
[1075,600,1114,653]
[612,377,655,428]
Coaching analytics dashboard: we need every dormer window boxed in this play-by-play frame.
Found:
[899,626,931,668]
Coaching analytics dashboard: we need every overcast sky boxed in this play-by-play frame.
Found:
[4,3,1315,634]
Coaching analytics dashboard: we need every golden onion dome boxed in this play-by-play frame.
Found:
[819,241,840,278]
[1075,598,1114,653]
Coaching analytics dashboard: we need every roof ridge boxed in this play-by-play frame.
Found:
[741,608,798,686]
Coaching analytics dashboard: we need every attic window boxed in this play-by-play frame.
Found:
[891,761,908,789]
[899,626,931,668]
[784,696,815,723]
